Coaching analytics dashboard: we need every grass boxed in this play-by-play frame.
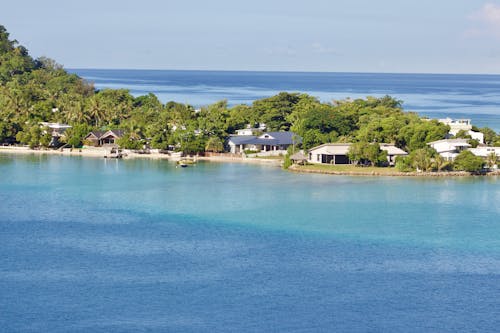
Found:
[293,163,400,174]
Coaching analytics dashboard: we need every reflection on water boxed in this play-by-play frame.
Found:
[1,155,500,332]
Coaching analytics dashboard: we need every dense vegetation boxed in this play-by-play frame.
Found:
[1,25,499,173]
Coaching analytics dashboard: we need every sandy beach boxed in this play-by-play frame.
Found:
[3,146,499,175]
[0,146,283,166]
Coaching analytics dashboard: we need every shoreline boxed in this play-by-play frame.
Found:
[0,146,282,166]
[288,164,500,177]
[1,146,498,176]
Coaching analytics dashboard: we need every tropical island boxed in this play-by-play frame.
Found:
[1,24,499,175]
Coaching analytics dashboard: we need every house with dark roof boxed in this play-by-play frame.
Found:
[227,132,301,155]
[84,130,124,147]
[84,131,105,146]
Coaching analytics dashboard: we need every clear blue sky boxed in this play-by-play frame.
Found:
[2,0,500,73]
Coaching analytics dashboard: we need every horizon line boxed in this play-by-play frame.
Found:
[66,67,500,76]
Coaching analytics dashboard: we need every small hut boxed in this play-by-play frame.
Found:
[290,151,307,165]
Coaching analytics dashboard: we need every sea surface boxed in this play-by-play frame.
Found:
[70,69,500,132]
[1,154,500,332]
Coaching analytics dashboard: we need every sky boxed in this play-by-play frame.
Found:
[2,0,500,73]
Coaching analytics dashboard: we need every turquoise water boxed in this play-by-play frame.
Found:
[1,154,500,332]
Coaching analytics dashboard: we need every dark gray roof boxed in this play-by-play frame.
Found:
[227,135,256,145]
[85,131,105,139]
[101,129,124,138]
[228,132,301,146]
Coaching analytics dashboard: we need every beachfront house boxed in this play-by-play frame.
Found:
[227,131,301,156]
[308,143,352,164]
[381,144,410,165]
[83,131,105,147]
[468,146,500,158]
[438,117,484,143]
[40,122,72,147]
[84,130,124,147]
[307,143,408,165]
[427,139,470,161]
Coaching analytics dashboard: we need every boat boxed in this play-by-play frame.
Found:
[176,158,196,167]
[104,148,124,159]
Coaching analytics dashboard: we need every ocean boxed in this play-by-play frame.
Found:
[70,69,500,132]
[1,154,500,332]
[2,70,500,332]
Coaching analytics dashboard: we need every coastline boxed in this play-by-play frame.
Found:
[2,146,498,176]
[288,164,500,177]
[0,146,282,166]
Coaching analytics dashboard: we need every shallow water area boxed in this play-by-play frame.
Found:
[1,154,500,332]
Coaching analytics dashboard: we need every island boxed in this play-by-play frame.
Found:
[1,24,499,175]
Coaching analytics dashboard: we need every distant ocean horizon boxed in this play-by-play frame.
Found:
[69,69,500,132]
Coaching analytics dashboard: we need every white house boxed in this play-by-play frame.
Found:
[235,128,261,136]
[427,139,470,160]
[307,143,407,165]
[438,117,484,143]
[308,143,351,164]
[380,144,410,165]
[468,146,500,158]
[227,132,301,155]
[40,122,72,147]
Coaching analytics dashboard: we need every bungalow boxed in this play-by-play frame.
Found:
[290,151,307,165]
[307,143,407,165]
[84,130,124,147]
[427,139,470,161]
[83,131,105,147]
[227,132,301,155]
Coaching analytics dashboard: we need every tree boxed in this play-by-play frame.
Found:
[348,142,387,166]
[433,154,449,172]
[62,123,90,148]
[486,152,498,169]
[410,148,433,172]
[453,150,484,173]
[15,124,51,149]
[116,133,143,150]
[205,136,224,152]
[480,127,497,145]
[252,92,306,131]
[347,142,367,165]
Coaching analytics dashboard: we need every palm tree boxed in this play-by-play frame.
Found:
[412,149,432,172]
[486,152,498,169]
[87,96,104,127]
[433,154,448,172]
[205,136,223,152]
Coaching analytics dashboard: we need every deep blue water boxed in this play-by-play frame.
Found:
[1,154,500,332]
[70,69,500,132]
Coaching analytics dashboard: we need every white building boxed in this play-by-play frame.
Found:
[468,146,500,158]
[227,132,301,156]
[427,139,470,160]
[307,143,407,165]
[438,117,484,143]
[40,122,72,147]
[235,128,261,136]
